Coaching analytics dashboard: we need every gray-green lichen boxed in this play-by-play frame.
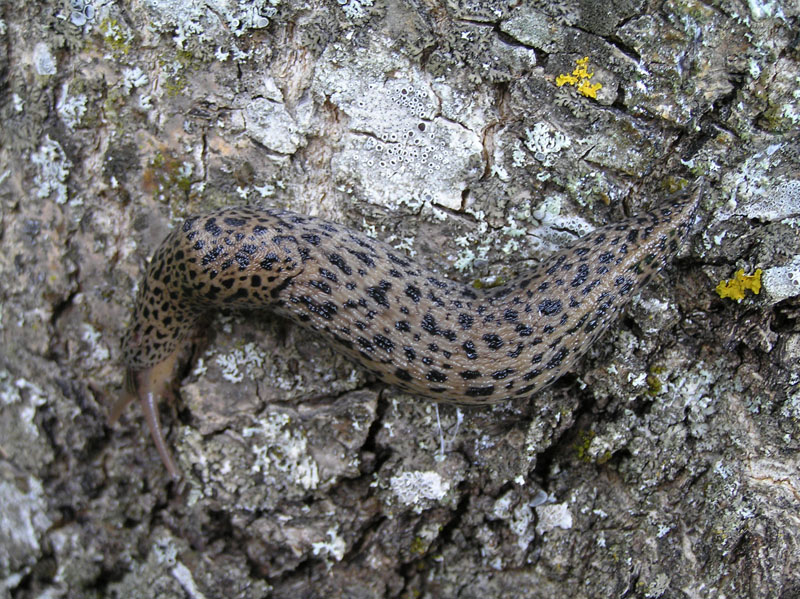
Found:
[0,469,51,590]
[0,0,799,597]
[314,36,486,211]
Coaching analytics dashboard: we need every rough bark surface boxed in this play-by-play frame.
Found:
[1,1,799,598]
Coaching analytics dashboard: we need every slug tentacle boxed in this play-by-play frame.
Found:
[118,183,702,477]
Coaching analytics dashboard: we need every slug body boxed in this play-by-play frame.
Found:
[119,185,701,478]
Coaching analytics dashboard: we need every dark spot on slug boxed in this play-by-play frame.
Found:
[405,284,421,303]
[204,218,223,236]
[328,253,352,275]
[395,368,412,381]
[374,334,395,353]
[465,386,494,397]
[463,340,478,360]
[426,370,447,383]
[367,280,391,308]
[482,334,503,350]
[460,370,481,380]
[492,368,513,380]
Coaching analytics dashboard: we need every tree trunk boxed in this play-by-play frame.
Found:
[1,1,799,597]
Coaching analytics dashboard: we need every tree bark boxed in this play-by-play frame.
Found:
[1,1,799,597]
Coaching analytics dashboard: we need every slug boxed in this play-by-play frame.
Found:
[115,183,702,479]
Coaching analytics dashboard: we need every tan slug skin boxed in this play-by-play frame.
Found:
[118,184,702,478]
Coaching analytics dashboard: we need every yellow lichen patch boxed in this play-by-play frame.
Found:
[715,269,762,301]
[555,73,579,87]
[577,79,602,99]
[555,57,603,99]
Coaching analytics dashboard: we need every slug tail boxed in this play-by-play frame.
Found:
[138,374,181,481]
[113,351,183,480]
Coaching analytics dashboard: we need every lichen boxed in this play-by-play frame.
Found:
[534,502,573,536]
[661,175,689,194]
[109,530,270,597]
[31,136,71,205]
[143,150,197,201]
[80,323,111,365]
[99,17,132,54]
[121,66,149,94]
[214,342,266,383]
[781,75,800,125]
[389,470,450,509]
[56,85,88,129]
[0,374,47,449]
[409,536,427,555]
[574,430,595,462]
[69,0,97,27]
[646,370,663,395]
[242,412,320,490]
[311,527,346,562]
[523,122,571,166]
[141,0,278,49]
[33,42,57,75]
[316,46,483,210]
[686,392,717,438]
[244,96,309,155]
[0,474,52,580]
[762,255,800,303]
[338,0,373,19]
[721,154,799,223]
[159,55,191,97]
[555,57,603,99]
[715,268,762,301]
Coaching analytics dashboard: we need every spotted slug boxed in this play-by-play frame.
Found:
[115,183,702,479]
